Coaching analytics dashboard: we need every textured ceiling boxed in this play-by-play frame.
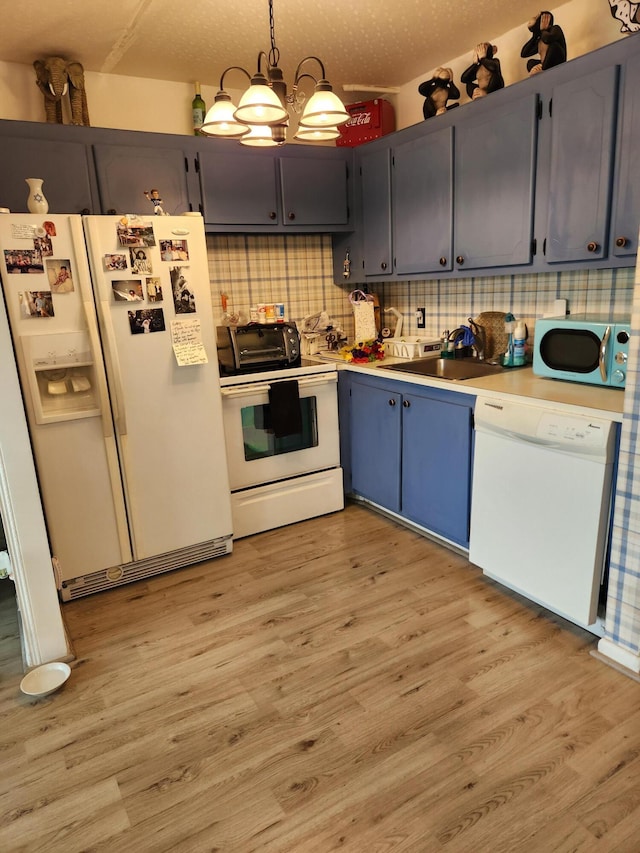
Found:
[1,0,541,98]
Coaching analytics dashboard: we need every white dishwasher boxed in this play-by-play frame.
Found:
[469,396,617,632]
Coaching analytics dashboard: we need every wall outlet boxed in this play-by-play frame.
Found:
[415,307,426,329]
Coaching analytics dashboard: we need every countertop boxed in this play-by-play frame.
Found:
[310,352,625,421]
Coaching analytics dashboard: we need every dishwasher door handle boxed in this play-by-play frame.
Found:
[477,427,564,449]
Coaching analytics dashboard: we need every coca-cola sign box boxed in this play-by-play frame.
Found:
[336,99,396,147]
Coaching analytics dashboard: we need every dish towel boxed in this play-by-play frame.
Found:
[268,380,303,438]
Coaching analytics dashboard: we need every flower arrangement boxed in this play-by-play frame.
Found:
[340,338,385,363]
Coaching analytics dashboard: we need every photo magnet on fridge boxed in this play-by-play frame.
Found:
[116,218,156,248]
[146,277,163,302]
[46,258,74,293]
[129,247,153,275]
[19,290,54,317]
[103,253,128,271]
[170,266,196,314]
[112,280,144,302]
[128,308,165,334]
[4,249,44,273]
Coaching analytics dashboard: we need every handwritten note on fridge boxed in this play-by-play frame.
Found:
[170,318,208,365]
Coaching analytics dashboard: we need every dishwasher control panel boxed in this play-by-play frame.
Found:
[537,413,608,449]
[474,397,615,461]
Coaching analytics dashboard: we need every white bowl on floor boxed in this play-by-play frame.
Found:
[20,662,71,697]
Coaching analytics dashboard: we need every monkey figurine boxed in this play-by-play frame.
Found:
[521,11,567,75]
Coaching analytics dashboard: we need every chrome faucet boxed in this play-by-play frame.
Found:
[467,318,486,361]
[447,327,466,343]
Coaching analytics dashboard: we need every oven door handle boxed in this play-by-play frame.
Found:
[220,373,337,398]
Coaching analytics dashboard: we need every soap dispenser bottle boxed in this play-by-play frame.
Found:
[502,313,516,367]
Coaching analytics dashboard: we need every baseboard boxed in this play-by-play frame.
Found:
[591,637,640,681]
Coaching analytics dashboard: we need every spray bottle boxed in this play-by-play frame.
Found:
[513,319,527,366]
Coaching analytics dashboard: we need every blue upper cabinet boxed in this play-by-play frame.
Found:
[198,145,351,231]
[610,50,640,260]
[279,155,349,227]
[393,126,453,274]
[0,131,97,214]
[332,33,640,283]
[544,65,618,264]
[454,93,538,270]
[93,143,195,216]
[360,146,393,276]
[199,148,279,226]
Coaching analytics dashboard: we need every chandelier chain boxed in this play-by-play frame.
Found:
[268,0,280,68]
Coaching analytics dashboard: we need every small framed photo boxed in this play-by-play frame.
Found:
[112,280,144,302]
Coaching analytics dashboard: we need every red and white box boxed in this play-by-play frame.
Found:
[336,99,396,148]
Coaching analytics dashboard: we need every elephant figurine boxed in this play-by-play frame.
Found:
[34,56,90,126]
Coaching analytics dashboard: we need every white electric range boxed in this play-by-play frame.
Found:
[219,359,344,538]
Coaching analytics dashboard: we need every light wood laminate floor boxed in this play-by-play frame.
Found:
[1,503,639,852]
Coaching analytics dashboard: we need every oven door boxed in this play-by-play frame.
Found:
[221,373,340,491]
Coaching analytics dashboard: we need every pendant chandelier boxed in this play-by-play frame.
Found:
[200,0,350,146]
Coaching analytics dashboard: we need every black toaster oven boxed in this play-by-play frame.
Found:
[216,323,301,375]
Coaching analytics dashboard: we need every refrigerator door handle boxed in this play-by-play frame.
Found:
[99,301,129,436]
[70,217,115,440]
[81,300,114,439]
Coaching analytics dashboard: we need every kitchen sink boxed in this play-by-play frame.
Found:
[384,357,510,381]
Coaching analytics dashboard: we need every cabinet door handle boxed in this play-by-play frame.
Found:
[615,236,628,248]
[288,212,296,220]
[402,399,411,408]
[456,255,465,265]
[388,398,396,406]
[587,241,599,253]
[439,256,447,266]
[269,211,277,220]
[381,261,388,270]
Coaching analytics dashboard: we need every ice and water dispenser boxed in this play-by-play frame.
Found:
[20,331,100,424]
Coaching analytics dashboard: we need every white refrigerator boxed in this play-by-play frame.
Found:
[0,213,232,600]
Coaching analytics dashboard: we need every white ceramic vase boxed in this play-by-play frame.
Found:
[25,178,49,214]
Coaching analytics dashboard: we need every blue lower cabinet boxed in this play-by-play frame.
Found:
[350,378,402,511]
[401,391,473,545]
[348,374,474,547]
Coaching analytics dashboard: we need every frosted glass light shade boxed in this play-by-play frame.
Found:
[240,125,279,147]
[299,87,349,128]
[294,125,341,141]
[201,95,250,137]
[234,76,288,125]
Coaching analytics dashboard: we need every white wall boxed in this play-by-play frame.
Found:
[0,60,226,135]
[0,0,628,136]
